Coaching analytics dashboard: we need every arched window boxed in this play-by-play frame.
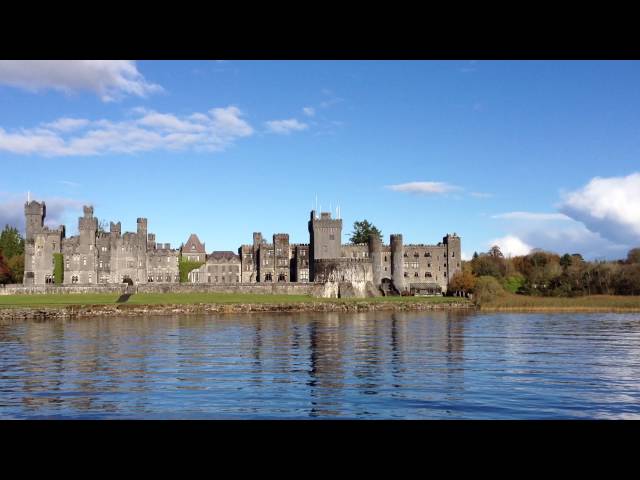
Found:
[414,272,419,277]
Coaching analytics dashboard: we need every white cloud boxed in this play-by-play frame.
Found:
[265,118,308,135]
[491,211,572,221]
[488,235,532,257]
[461,251,472,261]
[559,172,640,245]
[386,181,461,195]
[0,60,162,101]
[302,107,315,117]
[0,106,254,157]
[0,193,83,233]
[43,118,90,132]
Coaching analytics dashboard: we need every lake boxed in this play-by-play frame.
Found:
[1,311,639,419]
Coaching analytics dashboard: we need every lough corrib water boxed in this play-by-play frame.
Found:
[1,311,639,419]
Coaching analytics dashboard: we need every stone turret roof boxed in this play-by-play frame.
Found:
[183,233,205,253]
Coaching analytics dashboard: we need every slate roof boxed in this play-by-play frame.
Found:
[183,233,205,253]
[208,251,240,262]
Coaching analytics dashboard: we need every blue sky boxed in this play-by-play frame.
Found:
[1,60,639,259]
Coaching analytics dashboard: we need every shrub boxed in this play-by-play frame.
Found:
[473,276,506,306]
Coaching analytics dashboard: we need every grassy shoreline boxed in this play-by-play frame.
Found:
[0,292,465,308]
[479,294,640,312]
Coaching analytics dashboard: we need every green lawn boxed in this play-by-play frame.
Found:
[0,292,468,308]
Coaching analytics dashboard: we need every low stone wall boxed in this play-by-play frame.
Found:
[0,301,475,320]
[0,282,320,296]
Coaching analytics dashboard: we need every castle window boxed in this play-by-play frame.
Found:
[384,256,387,262]
[452,252,455,257]
[329,234,334,240]
[148,276,153,282]
[403,253,408,257]
[414,272,419,277]
[425,252,431,257]
[444,272,447,277]
[404,272,408,278]
[425,272,432,278]
[414,252,419,257]
[82,257,87,265]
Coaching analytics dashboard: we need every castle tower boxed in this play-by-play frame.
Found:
[273,233,290,282]
[110,221,122,237]
[24,200,45,242]
[390,234,405,293]
[443,233,462,291]
[368,232,382,287]
[79,205,97,248]
[137,218,148,248]
[308,210,342,281]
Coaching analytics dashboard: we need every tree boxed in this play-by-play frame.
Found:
[0,225,24,259]
[0,252,11,284]
[349,220,382,244]
[473,276,506,306]
[97,219,109,234]
[488,245,504,258]
[448,270,476,296]
[627,248,640,264]
[6,255,24,284]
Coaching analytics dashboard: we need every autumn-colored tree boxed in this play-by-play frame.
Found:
[0,252,11,284]
[448,270,476,296]
[627,248,640,264]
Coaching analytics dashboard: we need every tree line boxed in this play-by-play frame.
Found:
[449,245,640,297]
[0,225,24,284]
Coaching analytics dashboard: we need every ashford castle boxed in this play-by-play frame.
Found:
[23,200,461,296]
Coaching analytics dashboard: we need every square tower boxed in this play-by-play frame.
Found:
[308,210,342,281]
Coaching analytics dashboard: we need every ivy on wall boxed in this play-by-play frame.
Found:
[53,253,64,285]
[179,256,204,283]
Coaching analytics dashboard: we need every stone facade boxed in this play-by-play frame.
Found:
[192,250,241,284]
[25,200,179,286]
[24,199,461,296]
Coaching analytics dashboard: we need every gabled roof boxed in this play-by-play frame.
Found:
[208,251,240,262]
[183,233,205,253]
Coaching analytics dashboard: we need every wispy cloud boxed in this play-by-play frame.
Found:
[386,181,461,195]
[302,106,315,117]
[0,106,254,157]
[459,60,478,74]
[58,180,81,188]
[319,88,344,108]
[265,118,308,135]
[0,60,162,102]
[469,191,493,199]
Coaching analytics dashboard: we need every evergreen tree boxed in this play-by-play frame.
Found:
[0,225,24,259]
[349,220,382,244]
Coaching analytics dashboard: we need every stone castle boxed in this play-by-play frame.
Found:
[23,200,461,297]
